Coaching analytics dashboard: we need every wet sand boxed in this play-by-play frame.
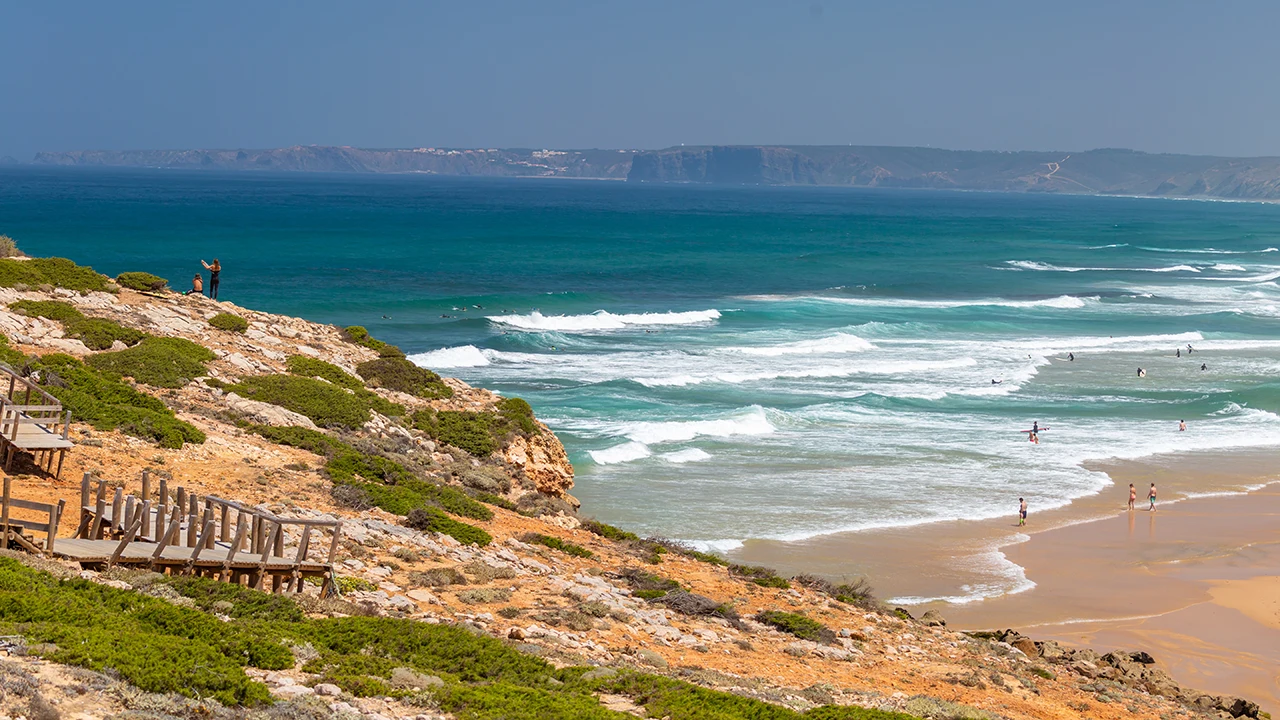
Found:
[734,449,1280,712]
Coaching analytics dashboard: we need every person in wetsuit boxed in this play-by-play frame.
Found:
[201,259,221,300]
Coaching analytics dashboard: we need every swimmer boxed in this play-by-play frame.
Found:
[1137,367,1146,378]
[1201,363,1207,371]
[991,379,1002,385]
[1028,431,1039,444]
[1179,419,1186,432]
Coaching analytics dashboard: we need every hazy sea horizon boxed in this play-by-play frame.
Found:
[5,167,1280,603]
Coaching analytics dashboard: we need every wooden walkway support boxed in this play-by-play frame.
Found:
[61,472,342,595]
[0,475,64,554]
[0,364,73,478]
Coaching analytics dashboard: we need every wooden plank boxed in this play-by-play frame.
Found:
[6,498,58,513]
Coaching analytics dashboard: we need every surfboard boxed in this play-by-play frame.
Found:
[1019,428,1049,433]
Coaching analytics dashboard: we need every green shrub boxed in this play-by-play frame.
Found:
[403,507,492,546]
[246,423,348,457]
[497,396,539,434]
[468,489,517,511]
[335,576,378,593]
[286,355,363,389]
[436,682,628,719]
[208,312,249,333]
[358,357,452,399]
[0,558,274,705]
[35,353,205,448]
[0,333,27,366]
[87,336,215,388]
[755,610,836,644]
[340,325,395,352]
[0,235,19,258]
[519,532,593,559]
[619,568,681,599]
[730,564,791,589]
[415,409,498,456]
[0,257,112,292]
[228,374,377,427]
[115,271,168,292]
[9,299,145,350]
[581,520,639,543]
[805,708,922,720]
[457,464,511,494]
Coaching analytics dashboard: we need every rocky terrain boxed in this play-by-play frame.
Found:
[24,144,1280,200]
[0,253,1266,720]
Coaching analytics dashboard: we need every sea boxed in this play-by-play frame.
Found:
[4,167,1280,599]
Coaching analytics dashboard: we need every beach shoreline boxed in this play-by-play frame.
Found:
[731,448,1280,712]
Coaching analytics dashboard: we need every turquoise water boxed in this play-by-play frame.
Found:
[5,168,1280,575]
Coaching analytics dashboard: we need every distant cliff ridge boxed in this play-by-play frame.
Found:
[627,145,1280,199]
[31,146,637,179]
[27,144,1280,200]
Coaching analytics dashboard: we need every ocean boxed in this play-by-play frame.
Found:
[5,167,1280,597]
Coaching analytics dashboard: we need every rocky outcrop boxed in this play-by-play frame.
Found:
[504,428,576,502]
[223,391,317,429]
[974,629,1263,718]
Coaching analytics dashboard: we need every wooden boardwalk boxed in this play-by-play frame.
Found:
[51,472,342,595]
[0,365,73,477]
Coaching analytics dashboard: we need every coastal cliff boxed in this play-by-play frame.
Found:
[0,252,1262,720]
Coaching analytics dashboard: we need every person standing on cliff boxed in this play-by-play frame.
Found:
[201,258,221,300]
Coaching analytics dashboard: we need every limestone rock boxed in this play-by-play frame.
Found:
[503,430,576,500]
[224,392,317,429]
[920,609,947,627]
[636,648,667,668]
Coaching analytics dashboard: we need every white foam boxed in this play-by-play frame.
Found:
[634,357,978,387]
[662,448,712,463]
[488,309,721,332]
[589,442,652,465]
[624,406,775,444]
[686,539,744,554]
[745,294,1094,310]
[1212,263,1247,272]
[1004,260,1201,273]
[409,345,490,369]
[1137,246,1277,255]
[730,333,876,356]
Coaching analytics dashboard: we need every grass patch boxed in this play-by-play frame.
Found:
[228,374,402,428]
[519,532,593,559]
[86,336,215,388]
[208,312,248,333]
[755,610,836,644]
[358,356,452,399]
[456,587,512,605]
[730,564,791,589]
[404,507,492,547]
[9,299,145,350]
[618,568,682,599]
[35,353,205,448]
[286,354,363,389]
[468,489,517,511]
[115,271,167,292]
[0,257,113,292]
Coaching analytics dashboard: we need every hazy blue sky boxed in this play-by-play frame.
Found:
[3,1,1279,158]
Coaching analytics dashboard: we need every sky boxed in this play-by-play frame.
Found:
[3,1,1280,159]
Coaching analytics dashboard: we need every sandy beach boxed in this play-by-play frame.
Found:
[736,449,1280,712]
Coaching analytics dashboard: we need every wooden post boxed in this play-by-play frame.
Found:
[219,503,230,543]
[110,487,123,537]
[46,499,64,555]
[79,472,90,509]
[174,487,186,518]
[328,523,343,563]
[95,478,107,505]
[140,470,151,502]
[123,496,137,537]
[77,473,92,538]
[1,475,11,548]
[137,500,151,541]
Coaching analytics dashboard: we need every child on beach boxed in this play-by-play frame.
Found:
[1129,483,1136,511]
[1148,483,1157,511]
[186,273,203,296]
[1018,498,1027,526]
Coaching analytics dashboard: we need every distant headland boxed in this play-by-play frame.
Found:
[24,144,1280,200]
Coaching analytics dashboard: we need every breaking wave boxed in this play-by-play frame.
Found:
[488,309,721,331]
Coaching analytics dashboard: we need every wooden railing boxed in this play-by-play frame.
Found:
[0,476,64,554]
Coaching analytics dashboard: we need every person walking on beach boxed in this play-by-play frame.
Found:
[186,273,203,296]
[201,258,221,300]
[1018,498,1027,526]
[1148,483,1157,511]
[1128,483,1137,511]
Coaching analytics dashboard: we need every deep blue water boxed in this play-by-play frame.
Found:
[5,167,1280,600]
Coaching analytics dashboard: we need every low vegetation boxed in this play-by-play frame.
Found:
[9,299,145,350]
[285,354,363,389]
[404,507,493,547]
[412,397,538,457]
[357,356,453,399]
[0,257,113,293]
[731,563,791,588]
[207,312,249,333]
[115,271,168,292]
[228,373,402,428]
[619,567,683,600]
[0,234,21,258]
[519,532,594,558]
[582,519,639,542]
[340,325,394,353]
[33,352,206,448]
[755,610,837,644]
[86,336,216,388]
[794,574,879,610]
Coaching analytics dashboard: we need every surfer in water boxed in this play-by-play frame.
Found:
[1176,348,1181,358]
[1068,352,1074,361]
[1201,363,1208,371]
[1137,367,1146,378]
[991,378,1002,385]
